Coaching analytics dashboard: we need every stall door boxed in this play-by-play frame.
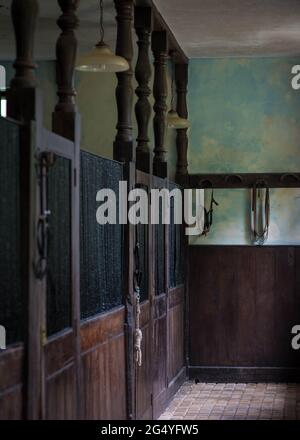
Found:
[37,126,80,419]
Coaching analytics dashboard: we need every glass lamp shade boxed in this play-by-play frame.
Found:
[76,41,129,73]
[167,110,189,129]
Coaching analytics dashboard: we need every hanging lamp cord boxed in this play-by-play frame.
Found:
[99,0,105,43]
[171,63,175,111]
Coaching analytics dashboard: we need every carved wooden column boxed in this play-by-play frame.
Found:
[175,63,189,183]
[134,6,152,173]
[52,0,79,141]
[114,0,135,421]
[114,0,134,162]
[151,31,168,178]
[7,0,39,120]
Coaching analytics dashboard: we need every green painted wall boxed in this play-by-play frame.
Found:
[188,58,300,245]
[1,57,177,180]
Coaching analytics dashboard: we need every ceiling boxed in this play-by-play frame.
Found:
[154,0,300,58]
[1,1,300,60]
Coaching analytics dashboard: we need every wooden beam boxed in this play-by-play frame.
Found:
[189,173,300,188]
[136,0,188,63]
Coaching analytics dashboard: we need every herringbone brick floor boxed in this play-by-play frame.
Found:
[159,382,300,420]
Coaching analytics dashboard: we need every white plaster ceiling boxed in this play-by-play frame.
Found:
[1,1,300,60]
[153,0,300,58]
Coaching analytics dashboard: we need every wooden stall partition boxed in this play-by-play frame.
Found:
[167,286,185,394]
[166,182,186,405]
[135,170,153,420]
[80,307,127,420]
[150,174,168,418]
[0,117,30,420]
[79,151,127,420]
[36,126,81,420]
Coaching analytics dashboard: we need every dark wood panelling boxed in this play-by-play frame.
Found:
[46,364,76,420]
[168,287,185,382]
[0,345,24,420]
[80,307,126,420]
[189,246,300,374]
[45,330,74,376]
[135,301,152,420]
[152,293,167,417]
[45,330,76,420]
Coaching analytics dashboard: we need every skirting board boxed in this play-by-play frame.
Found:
[153,366,187,420]
[189,367,300,383]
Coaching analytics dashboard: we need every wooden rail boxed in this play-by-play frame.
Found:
[189,173,300,188]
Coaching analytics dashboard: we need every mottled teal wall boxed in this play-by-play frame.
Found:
[188,58,300,245]
[1,57,177,180]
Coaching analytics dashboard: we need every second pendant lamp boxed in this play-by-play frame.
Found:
[76,0,129,73]
[167,61,189,129]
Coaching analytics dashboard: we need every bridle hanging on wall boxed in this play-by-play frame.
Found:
[201,185,219,236]
[251,180,270,245]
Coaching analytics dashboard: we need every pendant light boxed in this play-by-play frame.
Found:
[76,0,129,73]
[167,61,189,129]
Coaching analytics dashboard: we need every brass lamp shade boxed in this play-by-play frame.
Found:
[76,41,129,73]
[167,110,189,129]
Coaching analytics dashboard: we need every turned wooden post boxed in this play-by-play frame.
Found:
[175,63,189,183]
[151,31,168,178]
[7,0,39,120]
[134,6,152,173]
[52,0,79,141]
[114,0,134,162]
[113,0,135,421]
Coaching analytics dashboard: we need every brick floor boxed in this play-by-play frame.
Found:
[159,382,300,420]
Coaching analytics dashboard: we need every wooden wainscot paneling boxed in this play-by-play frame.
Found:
[45,329,76,420]
[152,293,167,419]
[0,345,24,420]
[188,246,300,383]
[80,306,126,420]
[167,286,185,392]
[136,300,152,420]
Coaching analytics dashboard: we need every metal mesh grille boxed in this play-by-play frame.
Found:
[0,118,22,345]
[155,197,165,295]
[169,183,184,288]
[136,185,148,302]
[47,156,72,336]
[80,151,124,319]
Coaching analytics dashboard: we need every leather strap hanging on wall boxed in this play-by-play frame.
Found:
[201,188,219,236]
[251,180,270,245]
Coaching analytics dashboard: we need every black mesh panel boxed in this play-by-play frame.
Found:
[155,196,165,295]
[169,183,184,288]
[80,151,123,319]
[136,184,148,302]
[47,157,72,336]
[0,118,22,345]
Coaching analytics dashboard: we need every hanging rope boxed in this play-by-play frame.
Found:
[134,242,143,367]
[251,180,270,245]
